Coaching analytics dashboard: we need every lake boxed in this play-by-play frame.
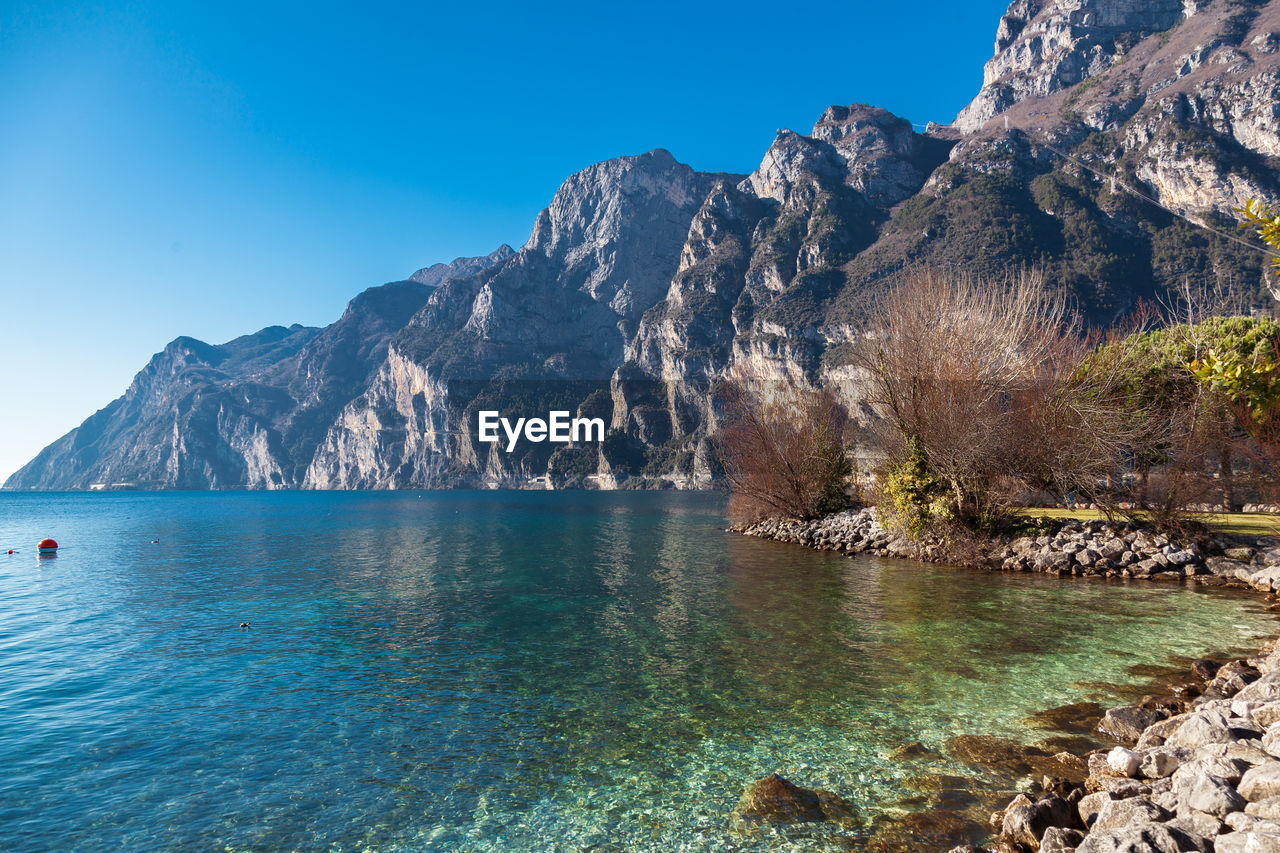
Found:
[0,491,1273,851]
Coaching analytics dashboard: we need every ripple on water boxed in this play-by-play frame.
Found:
[0,490,1274,852]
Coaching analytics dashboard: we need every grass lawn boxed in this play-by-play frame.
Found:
[1016,507,1280,538]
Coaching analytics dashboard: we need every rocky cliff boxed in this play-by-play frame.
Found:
[9,0,1280,490]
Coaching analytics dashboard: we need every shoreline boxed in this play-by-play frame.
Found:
[734,508,1280,850]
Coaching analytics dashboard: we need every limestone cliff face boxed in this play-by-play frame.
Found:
[394,149,730,378]
[302,346,452,489]
[5,254,503,489]
[955,0,1188,132]
[10,0,1280,490]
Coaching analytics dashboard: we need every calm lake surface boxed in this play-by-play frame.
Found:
[0,491,1275,851]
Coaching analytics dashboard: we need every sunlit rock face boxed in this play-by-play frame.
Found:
[955,0,1188,133]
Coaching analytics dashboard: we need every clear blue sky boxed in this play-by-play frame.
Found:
[0,0,1010,481]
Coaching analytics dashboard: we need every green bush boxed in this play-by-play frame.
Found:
[878,441,952,536]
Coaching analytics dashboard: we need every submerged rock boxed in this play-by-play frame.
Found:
[733,773,854,825]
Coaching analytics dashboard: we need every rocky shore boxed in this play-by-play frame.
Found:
[972,644,1280,852]
[734,508,1280,850]
[736,508,1280,593]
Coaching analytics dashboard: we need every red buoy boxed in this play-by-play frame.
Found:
[37,538,58,555]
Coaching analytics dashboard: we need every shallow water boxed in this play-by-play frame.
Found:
[0,491,1273,851]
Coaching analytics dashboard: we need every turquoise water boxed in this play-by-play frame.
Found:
[0,491,1275,851]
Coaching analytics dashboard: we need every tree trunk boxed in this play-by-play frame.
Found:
[1220,446,1235,512]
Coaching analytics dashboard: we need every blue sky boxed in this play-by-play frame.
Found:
[0,0,1010,481]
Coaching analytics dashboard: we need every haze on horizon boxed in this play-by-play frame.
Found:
[0,0,1009,483]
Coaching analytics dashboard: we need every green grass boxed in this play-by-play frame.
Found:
[1015,507,1280,537]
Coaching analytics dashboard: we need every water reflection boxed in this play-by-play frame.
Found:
[0,491,1274,852]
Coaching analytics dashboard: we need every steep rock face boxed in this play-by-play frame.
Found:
[302,346,452,489]
[302,151,731,487]
[955,0,1188,132]
[6,328,317,489]
[395,149,730,377]
[5,249,508,489]
[613,106,954,459]
[272,279,438,480]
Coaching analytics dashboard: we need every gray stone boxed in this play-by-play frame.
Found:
[1109,746,1141,776]
[1092,797,1171,832]
[1168,811,1223,839]
[1132,559,1161,577]
[1183,773,1245,817]
[1081,790,1113,827]
[1246,796,1280,819]
[1096,776,1155,798]
[1207,556,1251,576]
[1166,709,1235,749]
[1101,706,1169,743]
[1139,715,1191,749]
[1240,762,1280,802]
[1225,811,1269,832]
[1076,822,1211,853]
[1140,748,1181,779]
[1041,825,1086,851]
[1215,830,1280,852]
[1174,755,1248,788]
[1250,567,1280,593]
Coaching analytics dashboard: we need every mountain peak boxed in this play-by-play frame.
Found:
[955,0,1189,132]
[408,245,515,288]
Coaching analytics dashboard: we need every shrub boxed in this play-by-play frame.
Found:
[877,440,951,536]
[715,379,853,524]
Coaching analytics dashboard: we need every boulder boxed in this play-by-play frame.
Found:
[1080,790,1113,828]
[1174,755,1248,788]
[1215,829,1280,852]
[1206,556,1249,577]
[1041,826,1087,852]
[1240,762,1280,802]
[1168,810,1222,839]
[1003,794,1077,847]
[1109,747,1141,777]
[1165,709,1235,749]
[1239,671,1280,703]
[1076,822,1211,852]
[1256,701,1280,728]
[1138,714,1191,749]
[1210,661,1263,696]
[1225,811,1273,832]
[1191,660,1223,682]
[1247,796,1280,820]
[1100,706,1168,743]
[1183,773,1245,818]
[1249,566,1280,592]
[1139,748,1181,779]
[1091,797,1171,832]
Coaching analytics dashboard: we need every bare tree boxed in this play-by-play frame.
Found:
[715,379,853,525]
[857,268,1086,528]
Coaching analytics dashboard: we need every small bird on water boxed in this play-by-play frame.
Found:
[240,622,250,628]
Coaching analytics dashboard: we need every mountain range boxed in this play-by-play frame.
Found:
[9,0,1280,490]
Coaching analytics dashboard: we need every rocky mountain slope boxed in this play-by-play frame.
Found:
[9,0,1280,490]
